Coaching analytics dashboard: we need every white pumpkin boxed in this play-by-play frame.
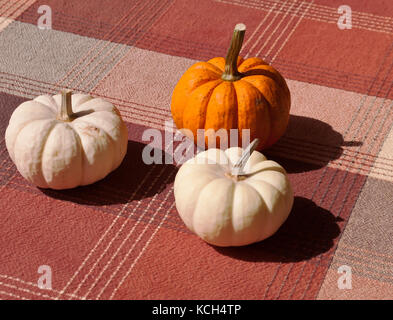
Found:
[174,140,294,247]
[5,91,128,189]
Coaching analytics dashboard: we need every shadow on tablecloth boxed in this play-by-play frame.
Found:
[39,140,177,206]
[213,196,342,263]
[266,115,362,173]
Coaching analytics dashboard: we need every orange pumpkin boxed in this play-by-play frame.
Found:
[171,23,291,150]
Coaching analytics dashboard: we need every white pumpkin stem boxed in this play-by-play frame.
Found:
[221,23,246,82]
[231,138,260,177]
[57,90,73,121]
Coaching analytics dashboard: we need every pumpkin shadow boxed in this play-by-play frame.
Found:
[212,196,342,263]
[39,140,177,205]
[264,115,362,173]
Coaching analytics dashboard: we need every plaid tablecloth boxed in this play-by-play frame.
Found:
[0,0,393,300]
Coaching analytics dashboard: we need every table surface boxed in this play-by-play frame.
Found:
[0,0,393,300]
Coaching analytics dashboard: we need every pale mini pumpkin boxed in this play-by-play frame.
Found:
[5,91,128,190]
[171,23,291,150]
[174,139,294,247]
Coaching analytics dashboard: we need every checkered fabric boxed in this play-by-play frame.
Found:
[0,0,393,300]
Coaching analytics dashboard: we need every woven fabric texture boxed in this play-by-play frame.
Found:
[0,0,392,300]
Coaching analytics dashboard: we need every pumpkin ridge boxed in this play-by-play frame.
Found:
[183,79,222,135]
[239,77,273,105]
[229,181,237,246]
[8,116,51,160]
[233,80,271,147]
[180,164,224,180]
[238,78,273,144]
[204,81,238,142]
[242,65,291,102]
[232,81,246,145]
[33,95,59,113]
[251,187,269,243]
[193,177,234,241]
[248,170,288,190]
[194,149,232,171]
[231,181,266,245]
[232,82,244,141]
[207,57,226,72]
[246,164,286,176]
[38,120,60,188]
[206,63,223,74]
[72,119,117,171]
[33,101,58,115]
[73,95,93,108]
[46,95,58,110]
[192,176,217,228]
[244,178,284,197]
[189,77,222,96]
[71,129,85,186]
[69,121,116,186]
[172,70,222,130]
[72,114,118,140]
[240,75,289,147]
[239,77,268,97]
[232,82,239,143]
[237,57,267,73]
[183,69,221,83]
[188,61,222,76]
[242,67,284,86]
[12,100,56,120]
[205,61,225,75]
[63,123,87,187]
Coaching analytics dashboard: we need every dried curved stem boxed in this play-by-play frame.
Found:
[221,23,246,82]
[231,138,260,178]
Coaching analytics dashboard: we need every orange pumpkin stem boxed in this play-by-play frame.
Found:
[58,90,74,122]
[222,23,246,82]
